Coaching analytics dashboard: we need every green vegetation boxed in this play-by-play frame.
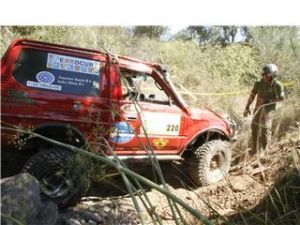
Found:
[2,26,298,111]
[1,25,299,225]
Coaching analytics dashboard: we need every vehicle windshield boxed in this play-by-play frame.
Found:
[159,68,188,108]
[120,68,170,104]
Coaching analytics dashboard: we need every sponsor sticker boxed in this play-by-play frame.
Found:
[47,53,101,75]
[26,71,62,91]
[141,112,181,135]
[153,138,169,149]
[109,122,135,144]
[36,71,55,84]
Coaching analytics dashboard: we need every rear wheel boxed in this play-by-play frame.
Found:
[22,147,90,208]
[188,139,231,186]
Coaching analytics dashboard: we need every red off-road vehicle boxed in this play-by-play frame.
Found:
[1,39,236,207]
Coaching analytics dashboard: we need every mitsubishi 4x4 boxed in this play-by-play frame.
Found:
[1,39,236,207]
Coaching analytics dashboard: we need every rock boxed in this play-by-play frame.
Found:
[36,201,58,225]
[218,208,235,215]
[1,173,58,225]
[58,209,104,225]
[229,175,253,192]
[87,220,97,225]
[65,218,82,225]
[81,211,103,223]
[1,173,42,224]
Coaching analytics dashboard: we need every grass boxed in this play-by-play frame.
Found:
[1,26,300,224]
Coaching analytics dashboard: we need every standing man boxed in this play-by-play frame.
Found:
[243,64,285,154]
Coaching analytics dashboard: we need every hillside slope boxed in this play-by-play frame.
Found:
[58,126,299,225]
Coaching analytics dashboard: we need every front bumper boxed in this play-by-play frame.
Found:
[221,114,237,141]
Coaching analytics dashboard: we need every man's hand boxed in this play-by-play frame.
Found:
[243,109,251,117]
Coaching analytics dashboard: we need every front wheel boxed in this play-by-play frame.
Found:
[187,139,231,186]
[22,147,90,208]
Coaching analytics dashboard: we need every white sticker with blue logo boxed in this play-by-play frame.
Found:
[109,122,135,144]
[26,71,62,91]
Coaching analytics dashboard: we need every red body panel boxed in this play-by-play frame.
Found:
[1,39,234,157]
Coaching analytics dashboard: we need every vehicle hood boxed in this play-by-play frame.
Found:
[190,107,222,121]
[189,107,236,138]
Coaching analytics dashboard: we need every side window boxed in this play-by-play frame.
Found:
[12,49,101,96]
[120,69,170,104]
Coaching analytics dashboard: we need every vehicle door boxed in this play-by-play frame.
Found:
[111,67,185,154]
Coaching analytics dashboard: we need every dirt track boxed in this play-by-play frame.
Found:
[59,129,299,225]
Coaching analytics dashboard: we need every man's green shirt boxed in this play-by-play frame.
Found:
[252,78,285,112]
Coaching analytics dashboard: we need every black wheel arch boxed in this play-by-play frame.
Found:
[18,123,87,156]
[34,123,86,146]
[181,128,230,157]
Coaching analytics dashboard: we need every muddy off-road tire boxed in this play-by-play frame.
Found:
[22,147,90,208]
[188,139,231,186]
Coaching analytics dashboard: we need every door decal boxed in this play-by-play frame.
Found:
[141,112,181,135]
[153,138,169,149]
[109,122,135,144]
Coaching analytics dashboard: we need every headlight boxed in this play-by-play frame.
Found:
[221,114,237,140]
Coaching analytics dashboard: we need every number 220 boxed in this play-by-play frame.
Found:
[166,124,179,132]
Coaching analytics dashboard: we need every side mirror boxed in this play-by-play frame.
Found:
[129,90,139,100]
[162,69,171,83]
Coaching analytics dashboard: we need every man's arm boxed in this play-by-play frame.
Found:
[243,90,256,117]
[264,96,284,104]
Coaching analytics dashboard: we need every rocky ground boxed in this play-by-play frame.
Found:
[2,128,299,225]
[59,130,299,225]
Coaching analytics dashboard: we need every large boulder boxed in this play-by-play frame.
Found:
[1,173,58,225]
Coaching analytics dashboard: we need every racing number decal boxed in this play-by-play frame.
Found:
[166,124,179,132]
[141,112,181,135]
